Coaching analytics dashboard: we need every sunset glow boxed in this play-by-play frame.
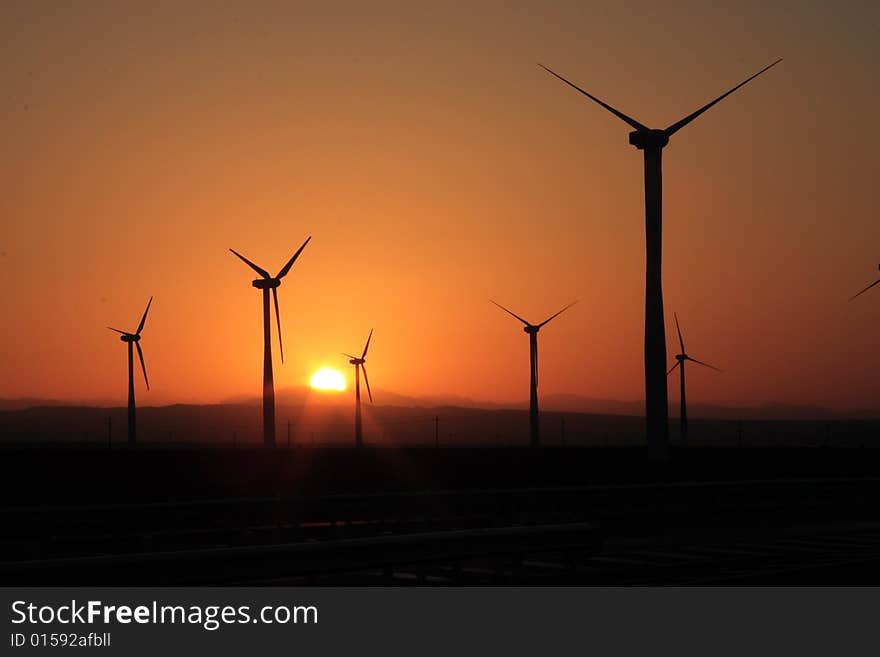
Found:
[0,3,878,414]
[310,368,347,392]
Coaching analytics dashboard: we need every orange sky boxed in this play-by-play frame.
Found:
[1,1,878,412]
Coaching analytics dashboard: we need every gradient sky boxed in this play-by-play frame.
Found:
[1,1,878,411]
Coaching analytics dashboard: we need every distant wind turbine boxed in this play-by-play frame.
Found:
[539,59,781,460]
[107,297,152,445]
[667,313,721,447]
[850,264,880,301]
[491,300,578,447]
[343,330,374,448]
[230,237,311,448]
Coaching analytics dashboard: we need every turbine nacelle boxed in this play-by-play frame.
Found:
[344,330,374,406]
[491,299,578,333]
[251,278,281,290]
[229,237,312,365]
[629,129,669,150]
[675,353,686,362]
[540,59,781,152]
[107,296,152,392]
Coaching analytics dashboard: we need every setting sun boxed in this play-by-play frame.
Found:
[310,368,347,392]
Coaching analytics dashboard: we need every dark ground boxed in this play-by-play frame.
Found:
[2,446,880,584]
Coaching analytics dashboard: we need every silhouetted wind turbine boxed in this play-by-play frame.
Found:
[850,264,880,301]
[491,300,578,447]
[667,313,721,448]
[230,237,311,448]
[107,297,152,445]
[539,58,780,460]
[343,330,373,448]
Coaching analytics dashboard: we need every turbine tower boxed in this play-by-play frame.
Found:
[667,313,721,448]
[539,59,780,460]
[850,264,880,301]
[343,330,373,448]
[107,297,152,445]
[230,237,311,448]
[491,300,577,447]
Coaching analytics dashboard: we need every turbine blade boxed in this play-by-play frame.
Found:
[689,357,722,373]
[341,352,358,359]
[361,364,373,403]
[272,287,284,364]
[537,300,578,328]
[275,236,312,279]
[229,249,271,279]
[361,328,373,359]
[849,278,880,301]
[674,312,685,353]
[136,296,153,335]
[538,64,648,132]
[135,342,150,390]
[667,361,680,376]
[107,327,128,335]
[490,300,530,326]
[664,59,782,137]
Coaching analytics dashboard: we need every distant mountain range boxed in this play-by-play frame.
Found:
[2,386,878,448]
[1,387,876,421]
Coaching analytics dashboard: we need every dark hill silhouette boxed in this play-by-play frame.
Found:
[1,388,877,448]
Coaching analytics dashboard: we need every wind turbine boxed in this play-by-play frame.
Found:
[107,297,152,445]
[343,330,373,448]
[539,58,781,460]
[850,264,880,301]
[491,300,578,447]
[230,237,311,448]
[667,313,721,448]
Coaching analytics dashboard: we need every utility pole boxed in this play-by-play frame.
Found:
[434,416,439,449]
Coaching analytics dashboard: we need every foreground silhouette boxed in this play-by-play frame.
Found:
[539,59,781,460]
[850,263,880,301]
[107,297,152,445]
[491,300,577,447]
[343,330,374,448]
[667,313,721,447]
[230,237,311,448]
[6,446,880,585]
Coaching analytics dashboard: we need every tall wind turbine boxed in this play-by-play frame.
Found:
[107,297,152,445]
[230,237,311,448]
[667,313,721,447]
[539,59,781,460]
[491,300,578,447]
[343,330,373,448]
[850,264,880,301]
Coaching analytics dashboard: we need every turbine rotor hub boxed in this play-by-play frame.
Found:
[350,358,365,365]
[120,334,139,343]
[676,354,686,361]
[524,325,539,334]
[629,129,669,150]
[252,278,281,290]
